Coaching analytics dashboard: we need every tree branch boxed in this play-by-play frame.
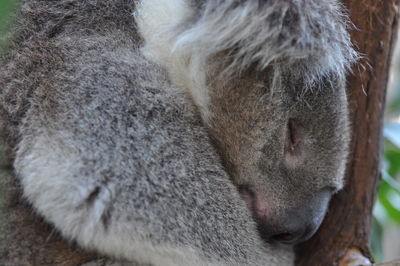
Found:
[296,1,400,265]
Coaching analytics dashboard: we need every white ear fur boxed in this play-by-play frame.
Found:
[134,0,191,67]
[135,0,212,122]
[135,0,357,122]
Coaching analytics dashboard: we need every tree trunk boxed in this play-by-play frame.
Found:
[296,0,400,265]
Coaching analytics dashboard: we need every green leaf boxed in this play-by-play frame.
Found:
[384,151,400,177]
[382,170,400,193]
[377,179,400,225]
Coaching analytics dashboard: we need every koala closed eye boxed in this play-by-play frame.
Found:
[286,118,303,157]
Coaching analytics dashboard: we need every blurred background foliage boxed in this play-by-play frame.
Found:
[0,0,400,263]
[0,0,17,51]
[372,37,400,262]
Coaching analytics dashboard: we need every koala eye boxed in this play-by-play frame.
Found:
[286,119,303,157]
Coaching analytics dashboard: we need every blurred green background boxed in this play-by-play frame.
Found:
[0,0,400,263]
[371,37,400,262]
[0,0,16,51]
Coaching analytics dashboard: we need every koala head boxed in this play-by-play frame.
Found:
[208,64,350,245]
[136,0,356,246]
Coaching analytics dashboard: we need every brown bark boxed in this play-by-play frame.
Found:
[296,1,400,265]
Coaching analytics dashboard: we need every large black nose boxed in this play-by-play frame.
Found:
[258,188,332,245]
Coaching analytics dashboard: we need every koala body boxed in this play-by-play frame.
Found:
[0,0,356,265]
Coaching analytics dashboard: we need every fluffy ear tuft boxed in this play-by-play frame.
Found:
[135,0,358,120]
[174,0,358,81]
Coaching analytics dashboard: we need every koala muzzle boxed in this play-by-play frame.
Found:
[269,188,332,245]
[240,186,332,245]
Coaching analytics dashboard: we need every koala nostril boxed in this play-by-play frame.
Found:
[272,232,296,243]
[270,229,305,245]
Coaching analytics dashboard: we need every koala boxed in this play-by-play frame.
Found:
[0,0,357,265]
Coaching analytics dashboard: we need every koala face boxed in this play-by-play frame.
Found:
[208,65,350,245]
[136,0,355,247]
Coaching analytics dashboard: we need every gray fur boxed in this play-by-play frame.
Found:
[171,0,357,87]
[0,0,355,265]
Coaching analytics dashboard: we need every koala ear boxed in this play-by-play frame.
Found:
[172,0,358,80]
[135,0,358,122]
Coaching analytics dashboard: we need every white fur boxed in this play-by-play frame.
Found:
[135,0,357,123]
[135,0,212,123]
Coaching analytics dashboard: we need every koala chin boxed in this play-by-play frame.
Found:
[0,0,357,265]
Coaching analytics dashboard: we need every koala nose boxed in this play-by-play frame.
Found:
[267,188,332,245]
[239,186,332,245]
[268,215,315,245]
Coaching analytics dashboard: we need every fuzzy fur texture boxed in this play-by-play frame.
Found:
[0,0,355,265]
[136,0,357,121]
